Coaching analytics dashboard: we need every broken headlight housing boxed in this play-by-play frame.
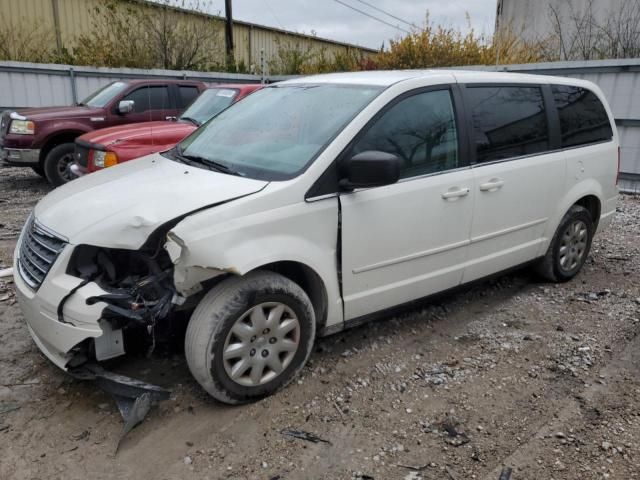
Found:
[67,245,175,329]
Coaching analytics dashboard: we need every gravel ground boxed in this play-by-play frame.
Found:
[0,166,639,480]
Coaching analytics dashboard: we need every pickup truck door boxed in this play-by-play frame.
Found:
[340,86,474,320]
[112,84,176,125]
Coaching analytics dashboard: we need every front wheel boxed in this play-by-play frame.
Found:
[535,205,594,282]
[185,271,316,404]
[44,143,77,186]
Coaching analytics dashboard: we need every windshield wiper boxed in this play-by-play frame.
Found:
[178,150,243,177]
[179,116,200,126]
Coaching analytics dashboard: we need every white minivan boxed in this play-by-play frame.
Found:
[14,70,618,404]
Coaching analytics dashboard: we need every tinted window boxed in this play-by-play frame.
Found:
[122,86,170,112]
[467,86,548,163]
[178,86,200,108]
[351,89,459,178]
[552,85,613,148]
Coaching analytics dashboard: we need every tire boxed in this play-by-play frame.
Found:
[31,165,45,177]
[185,271,316,404]
[44,143,77,186]
[534,205,594,282]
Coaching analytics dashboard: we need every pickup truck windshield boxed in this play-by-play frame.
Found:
[80,81,128,108]
[176,84,383,180]
[179,88,239,125]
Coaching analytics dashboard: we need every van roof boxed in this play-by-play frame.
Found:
[279,69,593,89]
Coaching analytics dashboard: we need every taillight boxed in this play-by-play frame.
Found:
[616,146,621,185]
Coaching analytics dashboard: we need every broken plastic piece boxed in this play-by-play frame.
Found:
[69,363,170,451]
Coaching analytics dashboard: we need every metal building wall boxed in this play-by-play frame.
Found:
[496,0,633,43]
[0,0,373,69]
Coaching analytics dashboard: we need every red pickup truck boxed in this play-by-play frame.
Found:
[0,79,206,185]
[73,84,262,178]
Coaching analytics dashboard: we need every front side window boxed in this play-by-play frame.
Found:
[81,81,128,108]
[177,84,382,180]
[350,89,459,179]
[122,86,170,113]
[467,86,549,163]
[552,85,613,148]
[179,88,239,125]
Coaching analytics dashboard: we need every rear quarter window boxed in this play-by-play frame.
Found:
[552,85,613,148]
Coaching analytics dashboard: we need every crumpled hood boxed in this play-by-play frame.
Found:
[35,153,267,249]
[15,105,96,121]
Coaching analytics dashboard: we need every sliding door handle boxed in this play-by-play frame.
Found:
[479,178,505,192]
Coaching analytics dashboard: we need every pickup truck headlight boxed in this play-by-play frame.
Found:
[9,120,35,135]
[92,150,119,169]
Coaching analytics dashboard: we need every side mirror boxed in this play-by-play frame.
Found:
[117,100,134,114]
[340,151,401,190]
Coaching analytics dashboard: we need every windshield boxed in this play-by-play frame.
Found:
[180,88,239,125]
[81,81,128,108]
[176,84,383,180]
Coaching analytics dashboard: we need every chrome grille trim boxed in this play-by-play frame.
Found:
[18,217,67,290]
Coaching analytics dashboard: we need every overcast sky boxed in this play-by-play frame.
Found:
[194,0,498,49]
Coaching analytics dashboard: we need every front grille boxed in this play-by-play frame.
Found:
[18,217,67,290]
[74,142,90,168]
[0,111,9,144]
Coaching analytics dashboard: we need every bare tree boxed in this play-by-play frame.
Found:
[73,0,224,70]
[547,0,640,60]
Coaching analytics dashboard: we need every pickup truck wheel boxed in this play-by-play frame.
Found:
[185,271,316,404]
[44,143,77,186]
[31,165,45,177]
[535,205,594,282]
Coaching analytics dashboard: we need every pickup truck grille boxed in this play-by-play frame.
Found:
[18,217,67,290]
[0,111,9,144]
[74,142,90,168]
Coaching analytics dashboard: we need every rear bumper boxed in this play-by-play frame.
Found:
[13,233,110,370]
[1,147,40,166]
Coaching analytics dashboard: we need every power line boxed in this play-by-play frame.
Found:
[261,0,286,30]
[351,0,419,30]
[331,0,411,34]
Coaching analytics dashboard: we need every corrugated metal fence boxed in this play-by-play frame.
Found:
[470,59,640,193]
[0,61,289,110]
[1,58,639,191]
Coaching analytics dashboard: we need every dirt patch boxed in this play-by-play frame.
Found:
[1,166,639,479]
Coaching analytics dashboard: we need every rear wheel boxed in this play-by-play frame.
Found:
[185,271,316,404]
[44,143,77,186]
[535,205,594,282]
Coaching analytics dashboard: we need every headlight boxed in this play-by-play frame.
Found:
[92,150,118,169]
[9,120,35,135]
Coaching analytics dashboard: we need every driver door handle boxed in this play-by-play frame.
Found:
[479,178,505,192]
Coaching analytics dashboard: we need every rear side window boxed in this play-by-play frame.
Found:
[178,85,200,108]
[122,86,170,112]
[552,85,613,148]
[467,86,549,163]
[351,89,459,179]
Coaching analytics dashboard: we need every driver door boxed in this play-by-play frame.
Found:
[340,87,474,320]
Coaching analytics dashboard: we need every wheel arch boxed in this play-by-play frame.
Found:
[251,260,329,332]
[39,130,87,166]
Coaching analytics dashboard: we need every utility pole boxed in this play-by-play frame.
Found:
[225,0,235,70]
